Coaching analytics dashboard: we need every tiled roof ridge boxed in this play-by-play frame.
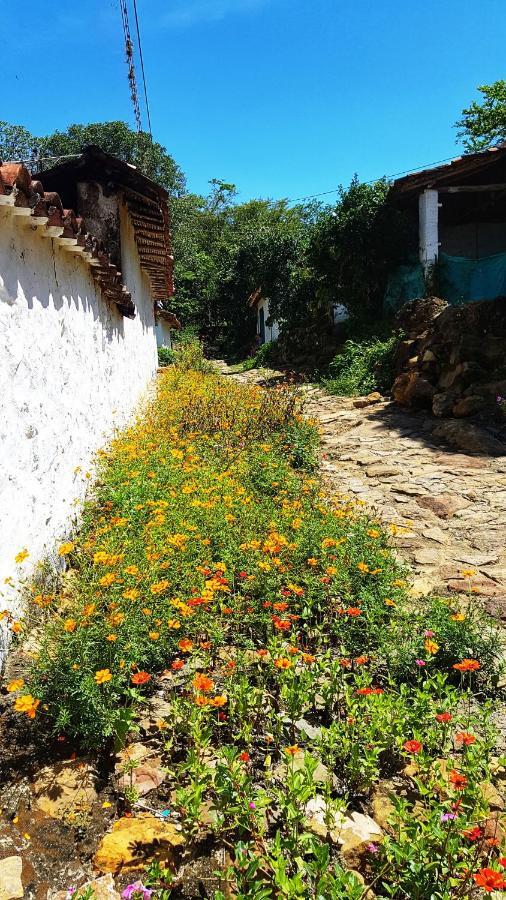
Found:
[0,161,136,318]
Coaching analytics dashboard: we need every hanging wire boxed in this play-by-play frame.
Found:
[132,0,153,138]
[119,0,143,132]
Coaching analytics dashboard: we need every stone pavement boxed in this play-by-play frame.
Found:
[224,367,506,619]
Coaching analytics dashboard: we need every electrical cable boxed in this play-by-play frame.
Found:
[132,0,153,138]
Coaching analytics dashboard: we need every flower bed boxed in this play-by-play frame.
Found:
[6,351,506,897]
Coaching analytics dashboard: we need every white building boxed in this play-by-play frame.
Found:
[0,147,178,652]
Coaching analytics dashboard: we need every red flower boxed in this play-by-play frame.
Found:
[448,770,467,790]
[455,732,476,746]
[345,607,362,617]
[238,572,248,578]
[356,687,384,696]
[473,868,506,892]
[239,751,250,762]
[453,658,480,672]
[463,826,482,841]
[435,712,452,723]
[171,659,184,670]
[403,740,422,754]
[131,671,151,685]
[498,858,506,867]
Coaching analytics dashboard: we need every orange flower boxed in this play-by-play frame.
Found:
[403,739,422,754]
[301,653,315,664]
[106,634,117,642]
[345,607,362,617]
[11,622,22,634]
[63,619,77,633]
[455,732,476,746]
[448,769,467,790]
[150,580,169,595]
[83,603,97,617]
[211,695,227,707]
[424,639,439,655]
[194,694,211,707]
[14,695,40,718]
[193,673,214,693]
[473,868,506,892]
[355,655,369,665]
[199,641,212,650]
[274,657,292,670]
[171,659,184,670]
[357,562,369,573]
[94,669,112,685]
[178,639,193,653]
[148,631,160,641]
[284,744,300,755]
[131,671,151,685]
[453,659,480,672]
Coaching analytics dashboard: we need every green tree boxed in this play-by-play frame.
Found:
[308,177,416,323]
[455,81,506,152]
[0,121,37,162]
[37,121,185,195]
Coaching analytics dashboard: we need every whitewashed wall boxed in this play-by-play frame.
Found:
[257,297,280,344]
[0,200,158,639]
[156,318,173,348]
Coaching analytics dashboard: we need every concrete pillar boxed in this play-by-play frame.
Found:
[419,188,439,271]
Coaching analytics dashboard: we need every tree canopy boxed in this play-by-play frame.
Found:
[455,80,506,152]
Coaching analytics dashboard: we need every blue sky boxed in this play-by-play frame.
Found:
[1,0,504,202]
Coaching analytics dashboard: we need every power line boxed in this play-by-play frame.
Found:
[132,0,153,138]
[286,153,461,204]
[119,0,143,132]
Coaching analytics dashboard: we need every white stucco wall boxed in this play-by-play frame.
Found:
[257,297,280,344]
[0,199,158,644]
[156,319,173,348]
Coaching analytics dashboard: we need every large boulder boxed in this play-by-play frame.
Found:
[394,296,448,338]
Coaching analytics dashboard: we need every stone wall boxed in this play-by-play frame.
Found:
[392,297,506,451]
[0,198,158,640]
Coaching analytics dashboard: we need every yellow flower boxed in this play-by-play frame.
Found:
[149,631,160,641]
[461,569,476,578]
[451,612,466,622]
[6,679,24,692]
[124,565,140,576]
[424,639,439,655]
[11,622,23,634]
[384,599,396,607]
[63,619,77,633]
[122,588,139,601]
[367,529,380,538]
[99,573,117,587]
[326,566,338,576]
[58,542,75,556]
[14,695,40,718]
[14,549,29,564]
[307,558,318,567]
[150,580,169,595]
[94,669,113,685]
[357,562,369,573]
[106,634,118,642]
[168,619,181,629]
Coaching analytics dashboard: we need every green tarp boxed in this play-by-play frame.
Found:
[384,251,506,311]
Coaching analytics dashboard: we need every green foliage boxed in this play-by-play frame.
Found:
[455,80,506,152]
[0,121,37,162]
[157,346,175,368]
[309,177,416,324]
[322,333,398,396]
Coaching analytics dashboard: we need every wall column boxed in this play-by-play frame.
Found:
[418,188,439,273]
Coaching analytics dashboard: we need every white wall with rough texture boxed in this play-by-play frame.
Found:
[257,297,280,344]
[0,199,157,642]
[156,319,173,348]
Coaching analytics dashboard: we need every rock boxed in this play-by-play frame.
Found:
[365,464,402,478]
[94,814,184,874]
[32,759,98,820]
[50,874,120,900]
[453,395,488,418]
[371,783,396,832]
[392,372,435,408]
[484,597,506,621]
[421,525,448,545]
[294,718,322,740]
[416,493,468,519]
[353,392,382,409]
[115,743,166,797]
[480,781,505,811]
[0,857,23,900]
[337,811,383,869]
[414,548,441,566]
[432,421,506,457]
[274,751,333,786]
[448,576,502,598]
[395,296,448,338]
[304,796,345,841]
[432,392,456,418]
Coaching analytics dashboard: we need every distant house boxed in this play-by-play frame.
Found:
[248,288,280,345]
[387,142,506,308]
[155,303,180,348]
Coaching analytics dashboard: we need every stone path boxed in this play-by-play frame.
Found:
[224,367,506,620]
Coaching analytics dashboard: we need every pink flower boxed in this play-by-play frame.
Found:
[122,883,153,900]
[415,659,426,666]
[424,630,435,637]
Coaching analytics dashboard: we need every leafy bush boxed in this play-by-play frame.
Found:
[322,334,398,396]
[157,346,175,367]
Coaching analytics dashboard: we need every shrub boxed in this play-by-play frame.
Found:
[322,333,398,396]
[157,346,175,367]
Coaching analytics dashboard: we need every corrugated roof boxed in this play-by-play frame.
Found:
[390,143,506,198]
